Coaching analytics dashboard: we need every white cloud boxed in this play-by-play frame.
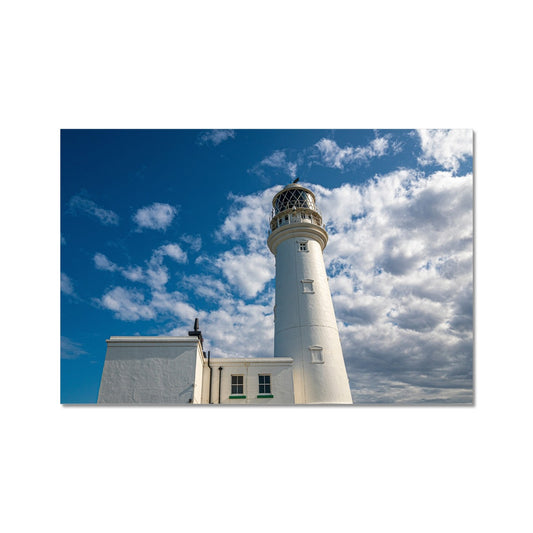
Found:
[144,263,169,290]
[121,266,144,282]
[157,243,188,264]
[216,185,281,252]
[133,203,178,231]
[314,134,395,170]
[68,193,119,225]
[249,133,401,182]
[94,242,189,291]
[150,290,198,321]
[314,139,353,169]
[143,243,188,289]
[97,284,198,325]
[181,274,231,302]
[93,252,118,271]
[99,287,156,321]
[257,150,298,178]
[197,129,235,146]
[169,297,274,359]
[417,129,473,172]
[213,187,279,299]
[181,234,202,252]
[312,170,473,402]
[215,250,274,299]
[61,273,75,296]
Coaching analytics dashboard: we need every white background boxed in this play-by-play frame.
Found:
[1,1,531,532]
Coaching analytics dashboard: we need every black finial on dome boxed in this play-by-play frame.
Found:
[292,177,300,183]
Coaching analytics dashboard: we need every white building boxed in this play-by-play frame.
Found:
[98,183,353,405]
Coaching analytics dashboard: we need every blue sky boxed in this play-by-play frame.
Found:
[61,129,473,404]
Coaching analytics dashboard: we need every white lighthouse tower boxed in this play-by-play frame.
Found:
[267,182,353,404]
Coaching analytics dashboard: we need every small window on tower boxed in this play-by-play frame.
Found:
[301,279,314,293]
[299,241,308,252]
[309,346,324,364]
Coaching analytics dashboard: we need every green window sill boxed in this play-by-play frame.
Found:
[229,395,246,399]
[257,394,274,398]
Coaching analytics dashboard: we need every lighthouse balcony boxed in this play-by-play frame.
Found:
[269,208,323,233]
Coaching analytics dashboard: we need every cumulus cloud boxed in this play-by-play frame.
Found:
[143,243,188,289]
[314,134,397,170]
[97,284,198,324]
[133,203,178,231]
[94,242,188,290]
[156,243,188,264]
[98,286,156,321]
[216,185,281,252]
[417,129,473,172]
[312,170,473,403]
[215,250,274,299]
[68,193,119,225]
[181,234,202,252]
[213,187,280,299]
[121,265,144,282]
[169,297,274,359]
[61,273,76,296]
[93,252,118,272]
[150,290,198,321]
[181,274,231,302]
[254,149,298,178]
[197,129,235,146]
[249,133,402,182]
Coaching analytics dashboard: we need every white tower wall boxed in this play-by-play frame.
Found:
[268,186,353,404]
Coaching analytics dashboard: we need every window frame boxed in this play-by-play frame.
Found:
[230,374,245,398]
[258,374,271,395]
[301,278,315,293]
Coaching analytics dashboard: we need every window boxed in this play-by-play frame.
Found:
[309,346,324,364]
[258,374,271,394]
[301,279,314,293]
[298,241,308,252]
[231,375,244,395]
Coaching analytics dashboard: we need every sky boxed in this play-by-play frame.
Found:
[61,129,473,404]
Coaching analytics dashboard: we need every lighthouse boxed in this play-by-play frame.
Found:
[267,182,353,404]
[98,181,353,405]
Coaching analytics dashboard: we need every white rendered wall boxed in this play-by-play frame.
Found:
[209,358,294,405]
[269,224,353,404]
[97,337,204,404]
